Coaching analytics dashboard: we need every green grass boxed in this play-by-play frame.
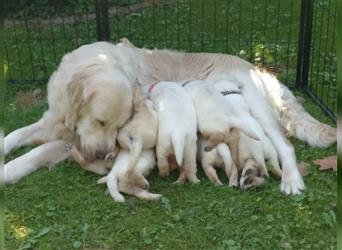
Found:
[4,83,336,249]
[4,1,337,249]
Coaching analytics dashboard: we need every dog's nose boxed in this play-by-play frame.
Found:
[95,150,107,160]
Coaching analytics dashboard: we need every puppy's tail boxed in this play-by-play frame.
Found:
[258,70,336,147]
[217,143,233,170]
[127,140,143,175]
[217,143,238,187]
[106,170,125,203]
[171,135,185,166]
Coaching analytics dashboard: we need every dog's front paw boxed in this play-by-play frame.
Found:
[280,171,305,195]
[64,143,73,151]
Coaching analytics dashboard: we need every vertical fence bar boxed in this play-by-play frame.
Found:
[95,0,110,41]
[296,0,313,89]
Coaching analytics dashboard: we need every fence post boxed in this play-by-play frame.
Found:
[95,0,110,41]
[296,0,314,89]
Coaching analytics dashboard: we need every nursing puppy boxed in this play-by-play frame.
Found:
[106,87,158,185]
[98,149,161,203]
[146,81,199,184]
[239,159,266,190]
[198,137,238,187]
[183,80,259,151]
[213,79,282,178]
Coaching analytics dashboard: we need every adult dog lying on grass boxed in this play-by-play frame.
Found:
[4,38,336,195]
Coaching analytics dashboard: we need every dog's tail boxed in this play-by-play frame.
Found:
[257,70,336,147]
[217,143,238,187]
[171,135,185,166]
[106,170,125,203]
[127,140,143,175]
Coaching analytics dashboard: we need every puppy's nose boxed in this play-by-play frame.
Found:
[95,150,107,160]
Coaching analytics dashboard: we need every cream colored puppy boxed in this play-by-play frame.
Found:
[213,79,282,178]
[183,80,259,151]
[198,137,238,187]
[105,87,158,186]
[239,159,266,190]
[98,149,161,203]
[146,81,199,184]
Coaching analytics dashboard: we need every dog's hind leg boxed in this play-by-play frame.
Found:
[258,70,336,147]
[182,139,199,183]
[5,118,47,156]
[4,140,70,184]
[127,186,162,201]
[238,72,304,195]
[202,164,223,186]
[156,139,172,177]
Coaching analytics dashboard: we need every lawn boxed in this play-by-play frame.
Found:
[4,0,337,249]
[4,84,337,250]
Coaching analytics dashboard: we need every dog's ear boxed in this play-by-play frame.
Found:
[65,72,95,131]
[230,118,260,141]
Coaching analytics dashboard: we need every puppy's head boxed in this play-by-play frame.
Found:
[240,159,265,190]
[65,65,133,160]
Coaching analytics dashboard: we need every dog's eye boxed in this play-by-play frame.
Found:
[96,119,107,127]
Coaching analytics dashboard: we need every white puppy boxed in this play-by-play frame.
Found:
[146,81,199,184]
[197,137,238,187]
[98,149,161,203]
[105,87,158,185]
[213,79,282,178]
[239,159,266,190]
[183,80,259,151]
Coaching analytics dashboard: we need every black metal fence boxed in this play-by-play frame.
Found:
[4,0,336,120]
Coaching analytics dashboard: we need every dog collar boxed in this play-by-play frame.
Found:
[148,81,160,94]
[220,90,241,96]
[182,80,192,87]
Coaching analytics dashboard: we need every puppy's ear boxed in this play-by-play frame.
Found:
[230,118,259,141]
[65,72,95,131]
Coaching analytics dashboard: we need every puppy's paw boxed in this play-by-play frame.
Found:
[64,143,73,151]
[97,176,107,184]
[280,171,305,195]
[105,152,117,161]
[150,193,163,201]
[228,179,238,188]
[93,166,109,176]
[173,178,185,185]
[113,193,125,203]
[189,176,200,184]
[158,168,169,178]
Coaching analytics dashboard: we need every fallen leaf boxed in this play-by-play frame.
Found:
[313,156,337,171]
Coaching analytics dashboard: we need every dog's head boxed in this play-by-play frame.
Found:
[65,64,133,160]
[240,159,265,190]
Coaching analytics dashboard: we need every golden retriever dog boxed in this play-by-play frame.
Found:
[146,81,199,184]
[197,137,238,187]
[4,42,137,183]
[5,38,336,195]
[97,149,162,203]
